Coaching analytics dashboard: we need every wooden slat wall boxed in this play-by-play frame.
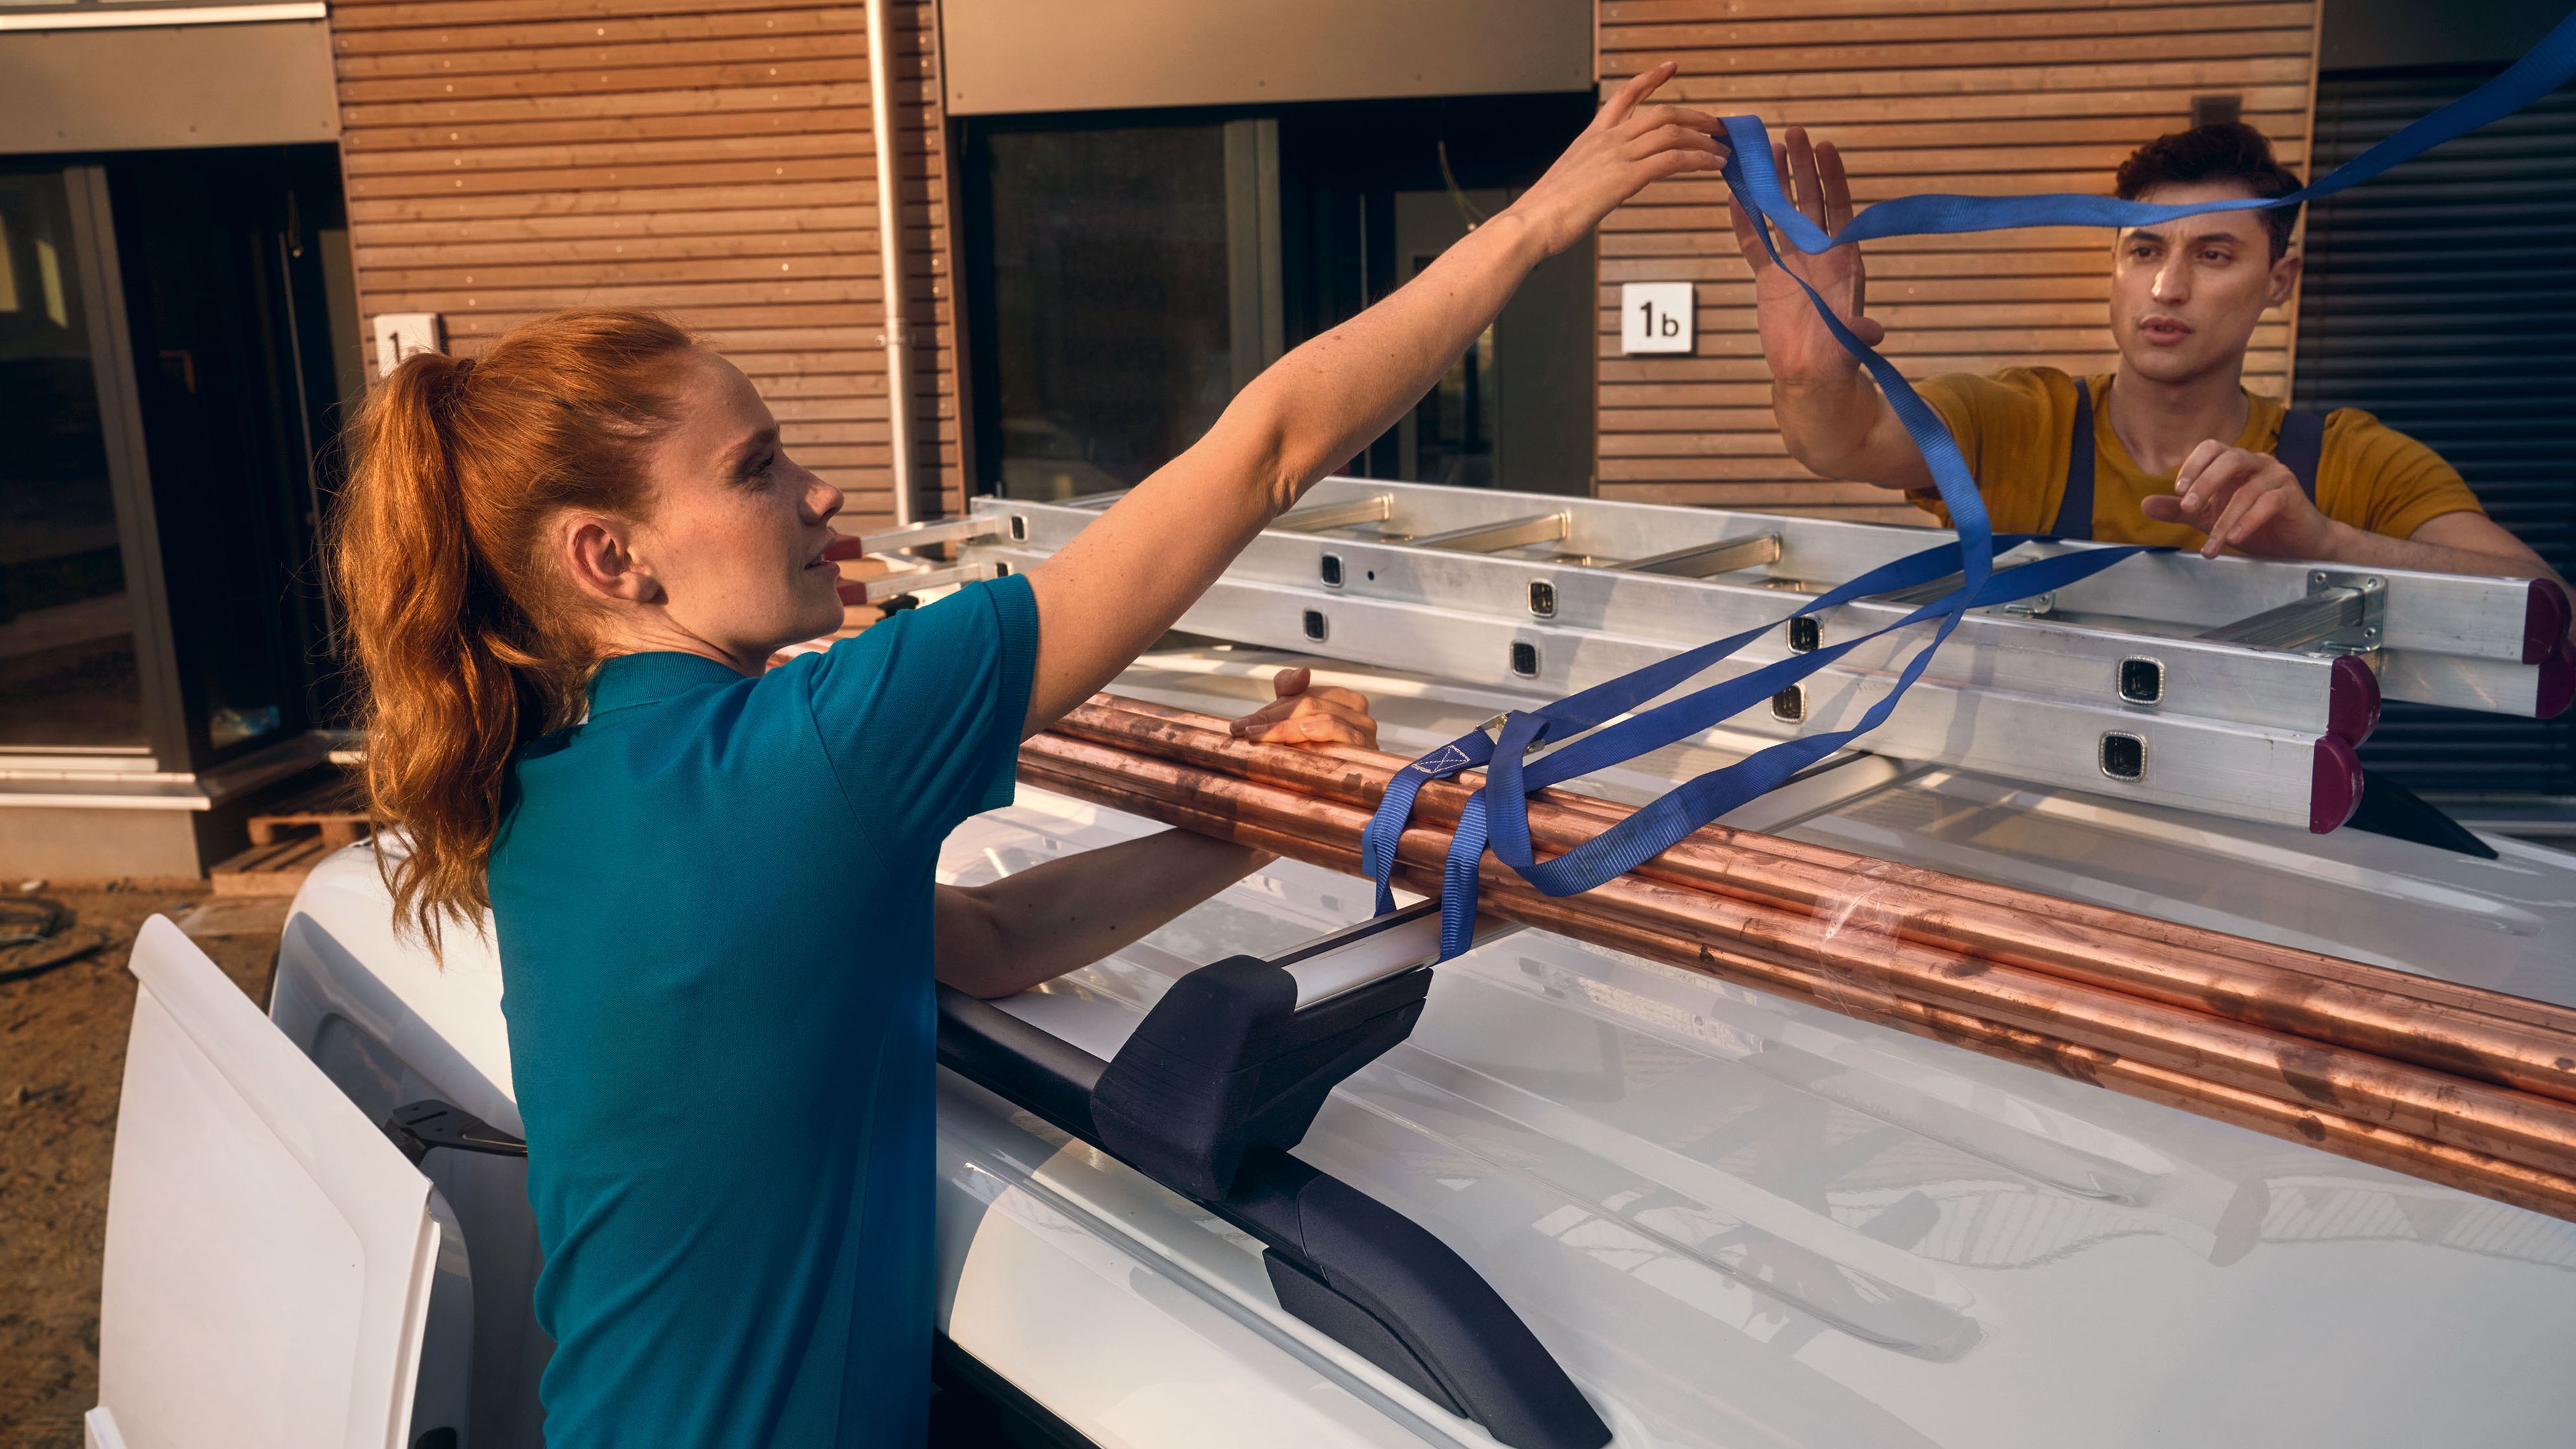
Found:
[327,0,962,529]
[1595,0,2322,522]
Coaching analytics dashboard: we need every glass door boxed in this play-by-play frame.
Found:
[109,147,349,769]
[0,168,152,753]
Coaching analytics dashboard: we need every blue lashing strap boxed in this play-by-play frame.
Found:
[1364,8,2576,958]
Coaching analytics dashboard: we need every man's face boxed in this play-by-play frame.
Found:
[2108,180,2302,388]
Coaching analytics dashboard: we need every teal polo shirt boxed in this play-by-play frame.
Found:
[489,574,1038,1448]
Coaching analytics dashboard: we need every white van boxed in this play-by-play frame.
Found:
[89,647,2576,1449]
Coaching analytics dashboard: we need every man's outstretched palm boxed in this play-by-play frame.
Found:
[1729,127,1884,389]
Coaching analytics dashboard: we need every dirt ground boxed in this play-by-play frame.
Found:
[0,884,286,1449]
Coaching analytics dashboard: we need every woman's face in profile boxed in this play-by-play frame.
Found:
[631,348,850,659]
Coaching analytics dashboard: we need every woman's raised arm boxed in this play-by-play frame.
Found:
[1016,64,1724,734]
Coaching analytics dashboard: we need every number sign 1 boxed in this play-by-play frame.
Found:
[1619,282,1695,356]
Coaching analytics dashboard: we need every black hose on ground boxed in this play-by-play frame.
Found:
[0,898,105,986]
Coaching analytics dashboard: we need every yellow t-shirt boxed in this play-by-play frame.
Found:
[1909,367,2485,546]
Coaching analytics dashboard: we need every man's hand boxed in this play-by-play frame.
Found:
[2143,461,2576,634]
[1504,62,1728,258]
[2141,441,2338,559]
[1726,129,1929,490]
[1727,127,1884,390]
[1228,667,1377,749]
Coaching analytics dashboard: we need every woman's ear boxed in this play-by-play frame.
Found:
[561,514,661,605]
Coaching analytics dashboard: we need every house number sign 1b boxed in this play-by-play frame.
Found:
[1619,282,1695,356]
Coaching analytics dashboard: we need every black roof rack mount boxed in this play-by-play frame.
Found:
[934,902,1610,1449]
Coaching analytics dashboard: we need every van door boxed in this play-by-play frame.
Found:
[91,916,461,1449]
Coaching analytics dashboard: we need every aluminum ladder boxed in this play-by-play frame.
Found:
[842,478,2572,833]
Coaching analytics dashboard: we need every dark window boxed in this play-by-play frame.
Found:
[967,122,1235,500]
[963,94,1596,500]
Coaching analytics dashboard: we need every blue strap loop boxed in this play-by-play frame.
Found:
[1368,10,2576,955]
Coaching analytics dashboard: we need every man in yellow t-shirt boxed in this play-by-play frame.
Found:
[1726,121,2569,606]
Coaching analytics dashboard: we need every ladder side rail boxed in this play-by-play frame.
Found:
[2378,650,2553,718]
[1290,482,2554,664]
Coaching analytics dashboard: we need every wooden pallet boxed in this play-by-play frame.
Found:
[211,832,346,897]
[211,773,372,896]
[246,775,368,846]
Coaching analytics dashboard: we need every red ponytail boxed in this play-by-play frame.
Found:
[329,309,696,954]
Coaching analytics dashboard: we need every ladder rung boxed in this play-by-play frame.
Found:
[859,561,999,604]
[1274,495,1395,533]
[1411,513,1569,554]
[1619,533,1782,578]
[2198,586,2370,651]
[844,516,1004,555]
[1873,574,1961,607]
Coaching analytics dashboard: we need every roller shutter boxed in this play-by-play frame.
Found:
[2295,68,2576,795]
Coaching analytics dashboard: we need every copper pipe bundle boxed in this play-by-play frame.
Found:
[1021,695,2576,1222]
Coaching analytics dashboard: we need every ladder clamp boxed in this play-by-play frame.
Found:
[2198,572,2386,655]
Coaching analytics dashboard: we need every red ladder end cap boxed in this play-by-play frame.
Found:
[2526,578,2573,665]
[2310,735,2365,835]
[2326,653,2383,745]
[2538,637,2576,722]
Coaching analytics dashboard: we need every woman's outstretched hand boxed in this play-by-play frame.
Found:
[1504,62,1728,258]
[1014,66,1713,737]
[1228,667,1378,749]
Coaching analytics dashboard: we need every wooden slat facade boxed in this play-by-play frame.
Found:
[327,0,962,529]
[1595,0,2324,521]
[323,2,2326,530]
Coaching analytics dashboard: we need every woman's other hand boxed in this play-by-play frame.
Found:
[1504,62,1727,258]
[1228,667,1378,749]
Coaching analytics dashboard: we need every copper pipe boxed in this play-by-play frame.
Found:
[1024,730,2576,1177]
[1016,749,2576,1222]
[1085,694,2570,1019]
[1085,694,2576,1035]
[1062,698,2576,1104]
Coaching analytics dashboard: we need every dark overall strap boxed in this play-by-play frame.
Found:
[2275,407,2326,500]
[2059,393,2324,542]
[2049,382,2096,539]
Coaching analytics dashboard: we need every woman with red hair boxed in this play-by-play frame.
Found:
[329,67,1719,1449]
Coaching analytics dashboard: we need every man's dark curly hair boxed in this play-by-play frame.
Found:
[2114,122,2304,262]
